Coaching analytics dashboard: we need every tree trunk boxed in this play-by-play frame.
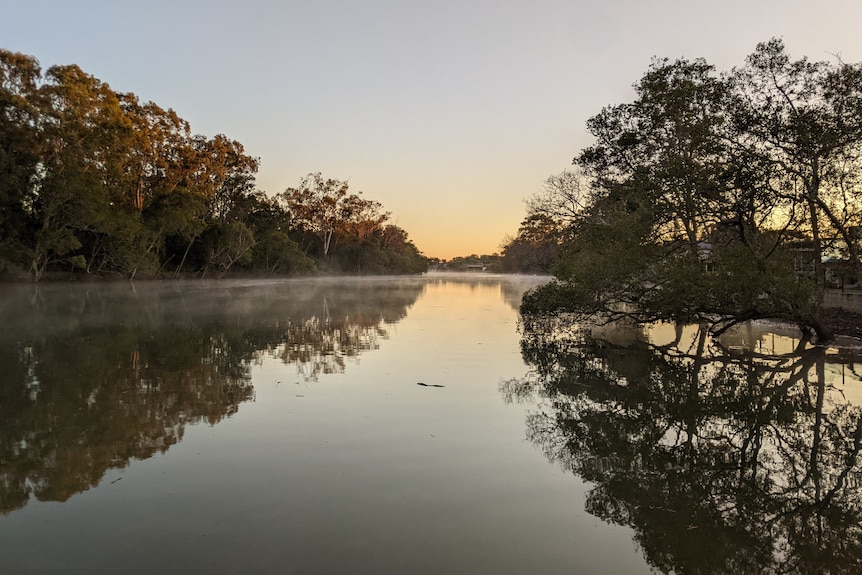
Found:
[175,234,199,277]
[806,165,824,286]
[815,196,862,283]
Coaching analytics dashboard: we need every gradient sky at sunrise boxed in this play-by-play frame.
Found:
[4,0,862,259]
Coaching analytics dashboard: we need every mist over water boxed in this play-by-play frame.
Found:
[1,274,860,574]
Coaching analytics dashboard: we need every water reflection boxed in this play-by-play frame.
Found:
[0,279,423,514]
[420,273,551,312]
[505,317,862,574]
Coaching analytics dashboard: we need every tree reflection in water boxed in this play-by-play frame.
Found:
[504,316,862,574]
[0,280,423,515]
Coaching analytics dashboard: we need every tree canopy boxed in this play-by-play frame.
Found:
[521,39,862,340]
[0,50,428,280]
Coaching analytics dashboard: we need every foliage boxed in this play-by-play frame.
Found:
[502,171,583,273]
[522,40,862,339]
[251,231,314,275]
[732,39,862,281]
[281,173,387,256]
[501,213,565,273]
[0,50,428,279]
[442,253,502,272]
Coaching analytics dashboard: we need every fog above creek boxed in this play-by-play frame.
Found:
[2,273,861,574]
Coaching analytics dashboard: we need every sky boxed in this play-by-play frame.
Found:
[3,1,862,259]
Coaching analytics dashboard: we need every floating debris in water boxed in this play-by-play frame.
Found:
[416,382,445,388]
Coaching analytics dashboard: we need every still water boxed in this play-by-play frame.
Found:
[1,274,861,574]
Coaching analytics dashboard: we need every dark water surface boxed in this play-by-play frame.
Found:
[1,274,861,574]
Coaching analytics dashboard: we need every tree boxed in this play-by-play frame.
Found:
[278,172,419,274]
[578,57,733,254]
[0,50,42,273]
[373,224,428,274]
[171,136,260,276]
[339,192,389,242]
[504,170,584,273]
[200,221,255,276]
[524,169,591,229]
[501,213,565,273]
[523,43,858,340]
[281,173,352,257]
[0,49,429,280]
[251,230,314,275]
[26,63,137,279]
[731,38,862,283]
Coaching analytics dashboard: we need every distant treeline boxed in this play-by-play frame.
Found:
[0,50,428,280]
[432,253,503,272]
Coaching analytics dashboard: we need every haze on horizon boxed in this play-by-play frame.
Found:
[3,0,862,260]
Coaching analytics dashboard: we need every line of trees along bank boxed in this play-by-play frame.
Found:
[0,51,428,281]
[511,39,862,340]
